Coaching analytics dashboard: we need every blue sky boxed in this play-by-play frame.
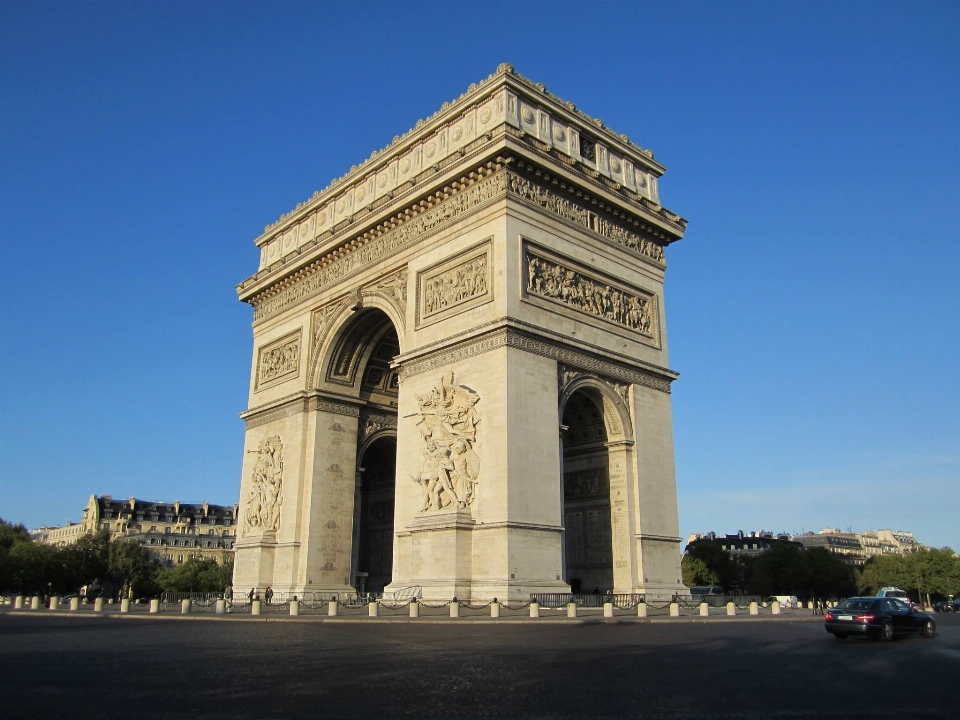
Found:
[1,1,957,550]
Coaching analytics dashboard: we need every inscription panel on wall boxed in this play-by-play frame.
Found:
[416,239,493,328]
[255,329,302,391]
[522,241,660,348]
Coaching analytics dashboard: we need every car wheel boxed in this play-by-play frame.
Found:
[832,633,847,640]
[920,620,935,639]
[879,621,894,642]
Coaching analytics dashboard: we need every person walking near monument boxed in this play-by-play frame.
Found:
[265,586,274,605]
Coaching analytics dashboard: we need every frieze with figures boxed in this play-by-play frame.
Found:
[525,250,659,341]
[564,468,609,499]
[507,172,666,266]
[256,331,301,390]
[417,241,492,327]
[251,168,507,322]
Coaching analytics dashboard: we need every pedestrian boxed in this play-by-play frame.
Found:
[265,586,274,605]
[248,587,254,603]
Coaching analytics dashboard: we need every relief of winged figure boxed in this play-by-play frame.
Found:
[411,372,481,513]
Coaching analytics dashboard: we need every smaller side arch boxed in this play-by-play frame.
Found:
[558,372,633,442]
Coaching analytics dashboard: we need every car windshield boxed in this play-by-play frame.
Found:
[837,598,877,611]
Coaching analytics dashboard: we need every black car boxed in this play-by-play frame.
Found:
[824,597,935,641]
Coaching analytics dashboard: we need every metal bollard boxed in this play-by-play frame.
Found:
[700,602,709,617]
[807,600,814,610]
[328,599,338,617]
[637,601,647,617]
[150,599,160,613]
[70,597,80,611]
[94,597,103,612]
[121,598,131,613]
[530,601,540,618]
[367,601,378,617]
[409,600,419,618]
[290,600,300,616]
[749,601,759,615]
[566,602,577,619]
[216,599,226,615]
[180,599,190,614]
[727,601,736,616]
[603,602,614,618]
[449,600,460,618]
[31,596,41,610]
[669,602,680,617]
[49,596,59,611]
[491,601,500,618]
[14,596,24,609]
[252,599,261,615]
[772,600,781,615]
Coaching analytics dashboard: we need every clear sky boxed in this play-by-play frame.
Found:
[1,1,957,550]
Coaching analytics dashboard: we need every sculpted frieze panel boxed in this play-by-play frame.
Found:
[507,172,666,266]
[255,330,302,391]
[410,372,482,515]
[243,435,283,535]
[525,247,659,343]
[252,169,507,322]
[564,468,608,500]
[417,241,492,328]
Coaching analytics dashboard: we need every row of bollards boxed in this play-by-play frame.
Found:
[6,595,817,618]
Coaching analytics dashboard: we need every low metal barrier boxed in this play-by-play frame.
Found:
[529,593,644,609]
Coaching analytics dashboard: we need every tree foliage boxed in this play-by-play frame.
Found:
[0,519,231,599]
[155,557,233,593]
[858,548,960,600]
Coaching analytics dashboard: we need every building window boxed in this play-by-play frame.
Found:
[164,527,171,534]
[177,555,184,564]
[150,525,157,532]
[208,530,214,535]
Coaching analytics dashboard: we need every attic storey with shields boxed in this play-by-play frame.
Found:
[232,65,688,602]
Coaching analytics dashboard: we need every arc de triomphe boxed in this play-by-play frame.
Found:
[233,65,687,602]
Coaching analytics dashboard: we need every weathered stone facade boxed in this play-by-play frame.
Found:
[233,65,687,602]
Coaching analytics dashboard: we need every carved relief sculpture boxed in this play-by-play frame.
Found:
[417,242,493,327]
[526,251,658,339]
[410,372,481,513]
[244,435,283,534]
[256,332,301,389]
[423,255,487,317]
[508,173,665,265]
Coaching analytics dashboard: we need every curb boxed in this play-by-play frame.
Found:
[0,609,822,625]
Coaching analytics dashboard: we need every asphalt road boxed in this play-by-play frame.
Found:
[1,612,957,719]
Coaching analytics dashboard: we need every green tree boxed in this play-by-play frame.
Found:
[0,518,31,591]
[108,538,155,598]
[683,540,744,592]
[7,541,67,594]
[63,529,110,589]
[155,557,233,593]
[681,555,717,587]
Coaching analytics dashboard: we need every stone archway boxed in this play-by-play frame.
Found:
[558,373,636,594]
[353,433,397,596]
[235,67,687,602]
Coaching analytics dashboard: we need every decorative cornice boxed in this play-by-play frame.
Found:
[247,163,508,323]
[398,326,675,394]
[244,65,687,292]
[260,64,660,238]
[241,392,361,429]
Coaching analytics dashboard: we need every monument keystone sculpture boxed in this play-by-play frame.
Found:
[233,65,688,602]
